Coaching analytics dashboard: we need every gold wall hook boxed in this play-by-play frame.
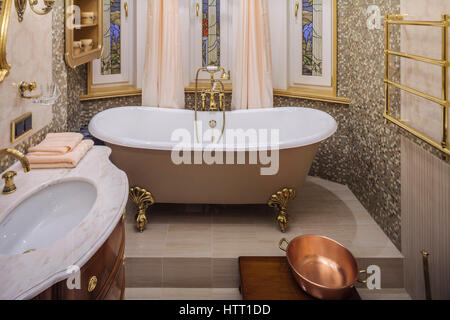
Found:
[295,1,299,18]
[196,2,199,17]
[124,2,128,18]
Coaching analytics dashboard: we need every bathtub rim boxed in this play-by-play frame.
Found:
[88,106,338,152]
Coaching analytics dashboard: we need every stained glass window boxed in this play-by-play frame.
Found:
[302,0,322,76]
[202,0,220,67]
[101,0,121,75]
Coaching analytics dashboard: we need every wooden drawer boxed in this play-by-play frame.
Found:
[32,218,126,300]
[58,219,125,300]
[101,259,126,300]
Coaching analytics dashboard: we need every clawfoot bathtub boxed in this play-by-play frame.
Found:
[89,107,337,232]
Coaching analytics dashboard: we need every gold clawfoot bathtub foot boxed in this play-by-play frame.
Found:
[129,187,155,233]
[268,188,296,233]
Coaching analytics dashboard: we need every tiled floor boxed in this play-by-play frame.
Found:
[125,177,402,259]
[124,176,406,300]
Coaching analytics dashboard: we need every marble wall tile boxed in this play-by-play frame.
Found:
[0,0,69,172]
[0,3,53,147]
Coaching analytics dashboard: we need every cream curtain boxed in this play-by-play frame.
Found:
[232,0,273,110]
[142,0,185,109]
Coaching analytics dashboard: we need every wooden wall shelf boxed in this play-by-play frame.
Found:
[65,0,103,69]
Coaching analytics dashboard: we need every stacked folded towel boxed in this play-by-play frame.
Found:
[27,133,94,169]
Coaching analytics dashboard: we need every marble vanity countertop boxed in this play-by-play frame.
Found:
[0,147,129,300]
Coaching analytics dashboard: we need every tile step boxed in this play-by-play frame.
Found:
[124,287,411,300]
[125,256,404,289]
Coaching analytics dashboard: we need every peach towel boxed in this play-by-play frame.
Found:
[28,133,84,155]
[28,140,94,169]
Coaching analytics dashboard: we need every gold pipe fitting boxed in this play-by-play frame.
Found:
[201,91,207,111]
[219,93,225,111]
[18,81,41,99]
[421,250,432,300]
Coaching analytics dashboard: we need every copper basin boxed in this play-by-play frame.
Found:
[279,236,366,300]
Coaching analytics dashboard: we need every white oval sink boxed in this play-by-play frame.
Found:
[0,180,97,255]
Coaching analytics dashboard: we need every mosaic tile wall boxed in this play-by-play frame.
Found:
[335,0,403,248]
[67,64,87,132]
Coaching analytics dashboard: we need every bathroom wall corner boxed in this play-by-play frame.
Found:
[0,0,69,173]
[63,0,404,249]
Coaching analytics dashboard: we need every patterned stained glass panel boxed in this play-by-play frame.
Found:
[101,0,121,75]
[202,0,220,67]
[302,0,322,76]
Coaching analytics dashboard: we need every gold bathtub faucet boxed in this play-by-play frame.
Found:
[200,81,226,112]
[194,66,230,143]
[195,66,230,112]
[0,148,31,195]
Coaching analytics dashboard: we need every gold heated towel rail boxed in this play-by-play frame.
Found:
[384,14,450,157]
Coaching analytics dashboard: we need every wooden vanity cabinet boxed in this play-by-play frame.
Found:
[33,218,125,300]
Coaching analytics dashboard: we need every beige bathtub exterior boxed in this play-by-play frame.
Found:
[90,106,337,231]
[108,143,320,204]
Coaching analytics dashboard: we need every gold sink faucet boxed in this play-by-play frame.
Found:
[0,148,31,195]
